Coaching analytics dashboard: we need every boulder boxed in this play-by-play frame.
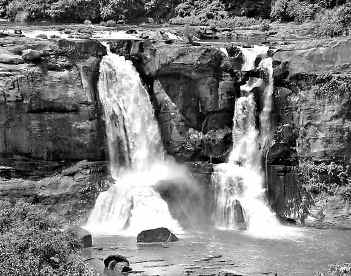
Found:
[104,255,131,273]
[66,226,92,248]
[137,227,178,243]
[22,49,42,62]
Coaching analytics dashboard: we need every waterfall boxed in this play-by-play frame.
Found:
[212,46,290,238]
[85,52,182,236]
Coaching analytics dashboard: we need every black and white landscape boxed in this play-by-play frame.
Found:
[0,0,351,275]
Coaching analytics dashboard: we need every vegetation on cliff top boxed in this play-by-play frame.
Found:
[0,200,96,276]
[0,0,349,31]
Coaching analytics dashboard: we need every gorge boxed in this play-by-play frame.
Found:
[1,22,351,275]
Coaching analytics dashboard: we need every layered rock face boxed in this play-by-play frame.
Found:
[270,38,351,227]
[130,41,250,163]
[0,35,108,222]
[0,36,106,164]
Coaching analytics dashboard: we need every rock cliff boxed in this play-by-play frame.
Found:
[270,38,351,227]
[1,30,351,228]
[0,36,106,164]
[0,35,108,222]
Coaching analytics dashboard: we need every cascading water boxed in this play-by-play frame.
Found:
[85,51,182,236]
[212,46,293,238]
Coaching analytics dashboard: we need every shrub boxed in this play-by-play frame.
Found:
[48,0,100,23]
[145,0,180,22]
[315,3,351,37]
[0,200,96,276]
[298,161,351,201]
[316,263,351,276]
[271,0,319,23]
[100,0,145,21]
[7,0,55,21]
[170,15,263,28]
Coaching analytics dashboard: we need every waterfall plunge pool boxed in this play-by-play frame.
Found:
[83,227,351,276]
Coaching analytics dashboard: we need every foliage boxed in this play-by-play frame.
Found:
[311,0,347,9]
[175,0,226,19]
[298,161,351,201]
[0,0,9,17]
[171,15,264,28]
[6,0,55,21]
[1,0,350,25]
[0,200,96,276]
[271,0,320,23]
[316,263,351,276]
[99,0,145,21]
[314,3,351,37]
[145,0,181,22]
[48,0,100,22]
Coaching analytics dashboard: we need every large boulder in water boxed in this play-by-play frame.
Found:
[104,255,131,273]
[137,227,178,243]
[66,226,92,248]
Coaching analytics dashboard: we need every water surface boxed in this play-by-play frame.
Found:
[85,228,351,276]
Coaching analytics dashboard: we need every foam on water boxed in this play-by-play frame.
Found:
[213,46,301,239]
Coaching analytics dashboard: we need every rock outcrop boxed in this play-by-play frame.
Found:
[0,160,110,224]
[127,41,249,162]
[271,38,351,227]
[0,35,107,163]
[137,227,178,243]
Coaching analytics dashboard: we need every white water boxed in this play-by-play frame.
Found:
[213,46,297,239]
[85,53,182,236]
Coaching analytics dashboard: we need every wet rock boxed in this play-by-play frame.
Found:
[104,255,131,273]
[66,226,92,248]
[137,227,178,243]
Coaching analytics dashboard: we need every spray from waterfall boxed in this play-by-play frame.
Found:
[85,52,182,236]
[212,46,298,239]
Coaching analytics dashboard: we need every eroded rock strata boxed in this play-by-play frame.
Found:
[0,32,351,228]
